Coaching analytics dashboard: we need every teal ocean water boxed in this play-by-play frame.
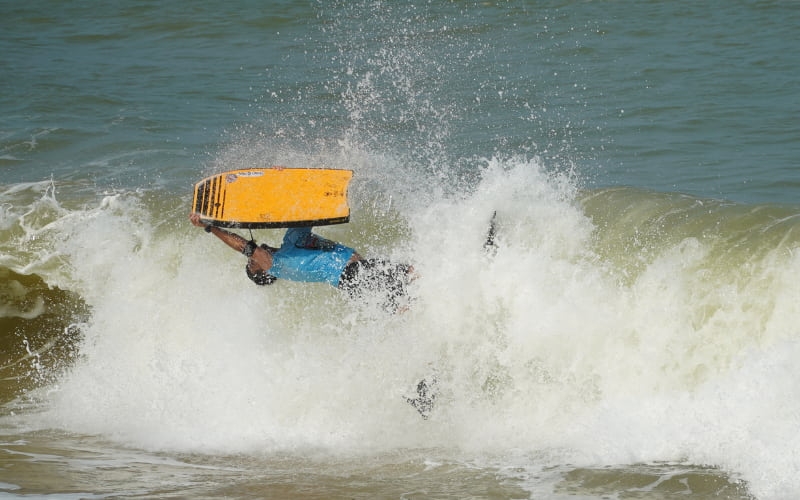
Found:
[1,1,799,498]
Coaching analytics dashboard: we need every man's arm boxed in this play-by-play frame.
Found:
[189,213,247,253]
[190,213,275,273]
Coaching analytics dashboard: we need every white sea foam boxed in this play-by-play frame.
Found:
[17,152,797,498]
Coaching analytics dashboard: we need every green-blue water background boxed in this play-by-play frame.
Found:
[3,1,797,202]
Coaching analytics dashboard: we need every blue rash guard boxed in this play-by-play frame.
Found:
[267,227,355,287]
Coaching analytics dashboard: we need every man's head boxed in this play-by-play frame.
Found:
[246,263,276,285]
[244,242,277,285]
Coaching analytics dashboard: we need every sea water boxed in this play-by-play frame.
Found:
[1,1,799,498]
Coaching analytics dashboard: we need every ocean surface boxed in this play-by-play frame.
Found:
[1,1,799,498]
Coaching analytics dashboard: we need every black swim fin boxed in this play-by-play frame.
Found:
[484,211,498,255]
[405,377,438,420]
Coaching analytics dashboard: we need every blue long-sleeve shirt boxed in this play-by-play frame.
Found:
[267,227,355,287]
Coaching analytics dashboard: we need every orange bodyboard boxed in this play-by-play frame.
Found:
[192,167,352,228]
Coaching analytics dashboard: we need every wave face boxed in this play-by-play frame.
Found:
[1,157,798,497]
